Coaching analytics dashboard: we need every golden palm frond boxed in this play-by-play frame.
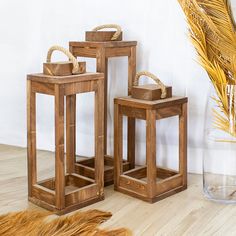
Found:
[178,0,236,137]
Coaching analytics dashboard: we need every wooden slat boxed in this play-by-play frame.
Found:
[31,81,54,95]
[70,173,94,182]
[67,174,94,187]
[104,168,114,187]
[123,166,178,180]
[96,48,107,155]
[115,96,188,110]
[146,109,157,198]
[123,162,132,172]
[27,80,37,197]
[64,81,97,95]
[114,103,123,187]
[32,185,55,206]
[94,78,104,194]
[120,105,146,120]
[105,47,131,57]
[37,177,55,190]
[119,175,147,196]
[77,156,95,166]
[71,47,97,58]
[69,41,137,48]
[65,184,98,207]
[127,46,136,169]
[55,84,65,209]
[156,174,183,195]
[124,166,147,179]
[27,73,103,84]
[179,103,187,188]
[157,167,178,179]
[104,155,114,166]
[66,95,76,173]
[128,46,136,94]
[75,163,95,179]
[156,105,182,120]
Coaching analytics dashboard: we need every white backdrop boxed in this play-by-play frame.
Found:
[1,0,236,173]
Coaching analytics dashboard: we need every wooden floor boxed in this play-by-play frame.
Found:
[1,144,236,235]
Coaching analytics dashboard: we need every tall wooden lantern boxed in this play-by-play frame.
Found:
[114,71,188,203]
[69,25,137,186]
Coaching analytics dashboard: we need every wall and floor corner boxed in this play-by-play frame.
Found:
[1,0,236,174]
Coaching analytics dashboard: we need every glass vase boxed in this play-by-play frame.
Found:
[203,82,236,203]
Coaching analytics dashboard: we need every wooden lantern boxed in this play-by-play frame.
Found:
[131,71,172,101]
[43,46,86,76]
[27,72,105,214]
[86,24,123,42]
[114,95,188,203]
[69,40,137,186]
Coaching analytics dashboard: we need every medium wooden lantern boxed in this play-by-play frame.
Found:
[43,45,86,76]
[27,72,105,214]
[85,24,123,42]
[114,71,188,203]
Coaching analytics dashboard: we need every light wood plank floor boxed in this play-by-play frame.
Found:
[1,144,236,236]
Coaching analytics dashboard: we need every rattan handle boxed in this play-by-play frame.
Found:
[134,71,167,98]
[92,24,122,40]
[46,45,79,74]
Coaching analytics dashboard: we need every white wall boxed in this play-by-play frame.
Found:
[1,0,235,173]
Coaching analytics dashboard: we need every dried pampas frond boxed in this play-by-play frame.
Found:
[0,210,132,236]
[178,0,236,137]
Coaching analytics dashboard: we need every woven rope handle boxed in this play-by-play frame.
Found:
[134,71,167,98]
[46,45,79,74]
[92,24,122,40]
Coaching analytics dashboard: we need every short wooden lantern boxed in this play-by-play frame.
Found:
[86,24,123,42]
[43,46,86,76]
[131,71,172,101]
[27,72,104,214]
[114,73,188,203]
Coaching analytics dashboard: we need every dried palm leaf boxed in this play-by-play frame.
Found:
[178,0,236,137]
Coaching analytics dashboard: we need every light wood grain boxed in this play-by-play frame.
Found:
[2,145,236,235]
[1,145,236,235]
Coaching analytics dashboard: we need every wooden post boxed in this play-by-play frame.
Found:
[27,80,37,197]
[114,103,123,188]
[179,103,187,188]
[96,48,108,155]
[95,79,105,194]
[66,95,76,174]
[146,109,157,198]
[55,84,65,209]
[128,46,136,94]
[127,46,136,169]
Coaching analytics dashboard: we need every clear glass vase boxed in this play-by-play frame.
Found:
[203,82,236,203]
